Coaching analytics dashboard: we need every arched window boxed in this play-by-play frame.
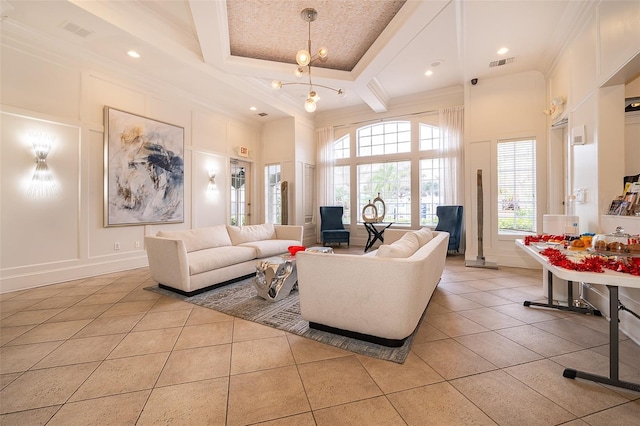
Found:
[419,123,440,151]
[357,121,411,156]
[334,134,350,159]
[356,121,412,224]
[330,116,454,228]
[332,135,351,223]
[419,124,443,226]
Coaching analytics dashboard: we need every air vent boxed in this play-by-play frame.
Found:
[60,20,93,38]
[257,112,268,117]
[489,57,515,68]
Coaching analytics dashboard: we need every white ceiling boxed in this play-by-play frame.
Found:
[0,0,596,122]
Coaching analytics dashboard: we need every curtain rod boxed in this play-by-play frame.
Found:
[331,108,439,130]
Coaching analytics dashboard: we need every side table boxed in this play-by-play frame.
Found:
[363,222,393,252]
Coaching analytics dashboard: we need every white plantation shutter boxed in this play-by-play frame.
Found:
[497,138,536,234]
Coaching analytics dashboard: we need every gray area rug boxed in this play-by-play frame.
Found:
[145,276,420,363]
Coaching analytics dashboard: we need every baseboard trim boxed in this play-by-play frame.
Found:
[1,256,148,293]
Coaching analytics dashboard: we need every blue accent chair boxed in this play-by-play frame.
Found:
[435,205,463,253]
[320,206,350,247]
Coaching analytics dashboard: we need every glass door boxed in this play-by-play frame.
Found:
[231,160,250,226]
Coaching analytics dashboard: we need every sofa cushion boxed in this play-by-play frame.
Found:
[376,232,420,258]
[413,227,434,246]
[188,246,257,275]
[157,225,232,253]
[239,239,302,258]
[226,223,276,245]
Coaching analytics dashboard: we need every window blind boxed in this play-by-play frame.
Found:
[497,139,536,234]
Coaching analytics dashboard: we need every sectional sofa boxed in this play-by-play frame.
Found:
[145,223,303,296]
[295,228,449,347]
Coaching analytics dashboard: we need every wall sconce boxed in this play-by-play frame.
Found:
[543,96,565,118]
[208,169,217,191]
[27,131,56,197]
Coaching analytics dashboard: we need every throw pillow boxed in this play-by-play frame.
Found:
[376,231,419,258]
[226,223,276,245]
[414,227,433,246]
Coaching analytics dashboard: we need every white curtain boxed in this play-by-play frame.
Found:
[439,106,464,205]
[315,127,335,242]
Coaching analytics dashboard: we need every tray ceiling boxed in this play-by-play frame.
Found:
[0,0,607,120]
[226,0,406,72]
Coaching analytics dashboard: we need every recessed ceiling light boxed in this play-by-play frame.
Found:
[249,106,257,111]
[425,70,433,76]
[497,47,509,55]
[127,50,140,58]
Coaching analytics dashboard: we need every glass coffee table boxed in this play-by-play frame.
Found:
[253,248,333,302]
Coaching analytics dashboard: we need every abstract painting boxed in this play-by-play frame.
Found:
[104,107,184,226]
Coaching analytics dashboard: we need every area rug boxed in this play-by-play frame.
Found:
[145,276,422,363]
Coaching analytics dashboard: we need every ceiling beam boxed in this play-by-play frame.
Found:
[355,78,390,113]
[189,0,227,66]
[350,0,451,113]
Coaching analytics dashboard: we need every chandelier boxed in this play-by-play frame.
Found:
[271,8,345,113]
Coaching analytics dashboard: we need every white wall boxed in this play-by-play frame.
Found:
[625,74,640,178]
[260,117,316,229]
[627,111,640,176]
[261,118,294,225]
[0,43,261,293]
[294,120,315,239]
[544,0,640,343]
[571,93,600,231]
[597,0,640,87]
[316,86,464,129]
[464,71,548,267]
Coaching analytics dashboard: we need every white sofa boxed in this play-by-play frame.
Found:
[145,223,303,296]
[295,228,449,347]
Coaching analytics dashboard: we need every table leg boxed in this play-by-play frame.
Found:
[364,223,391,252]
[562,285,640,392]
[568,280,573,306]
[610,285,619,380]
[523,270,602,316]
[364,223,375,252]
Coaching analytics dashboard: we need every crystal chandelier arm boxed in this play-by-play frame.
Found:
[307,83,342,94]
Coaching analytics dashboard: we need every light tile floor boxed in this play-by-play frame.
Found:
[1,254,639,425]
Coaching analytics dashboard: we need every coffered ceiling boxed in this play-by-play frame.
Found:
[0,0,596,121]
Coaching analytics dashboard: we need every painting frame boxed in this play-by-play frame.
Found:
[104,106,185,227]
